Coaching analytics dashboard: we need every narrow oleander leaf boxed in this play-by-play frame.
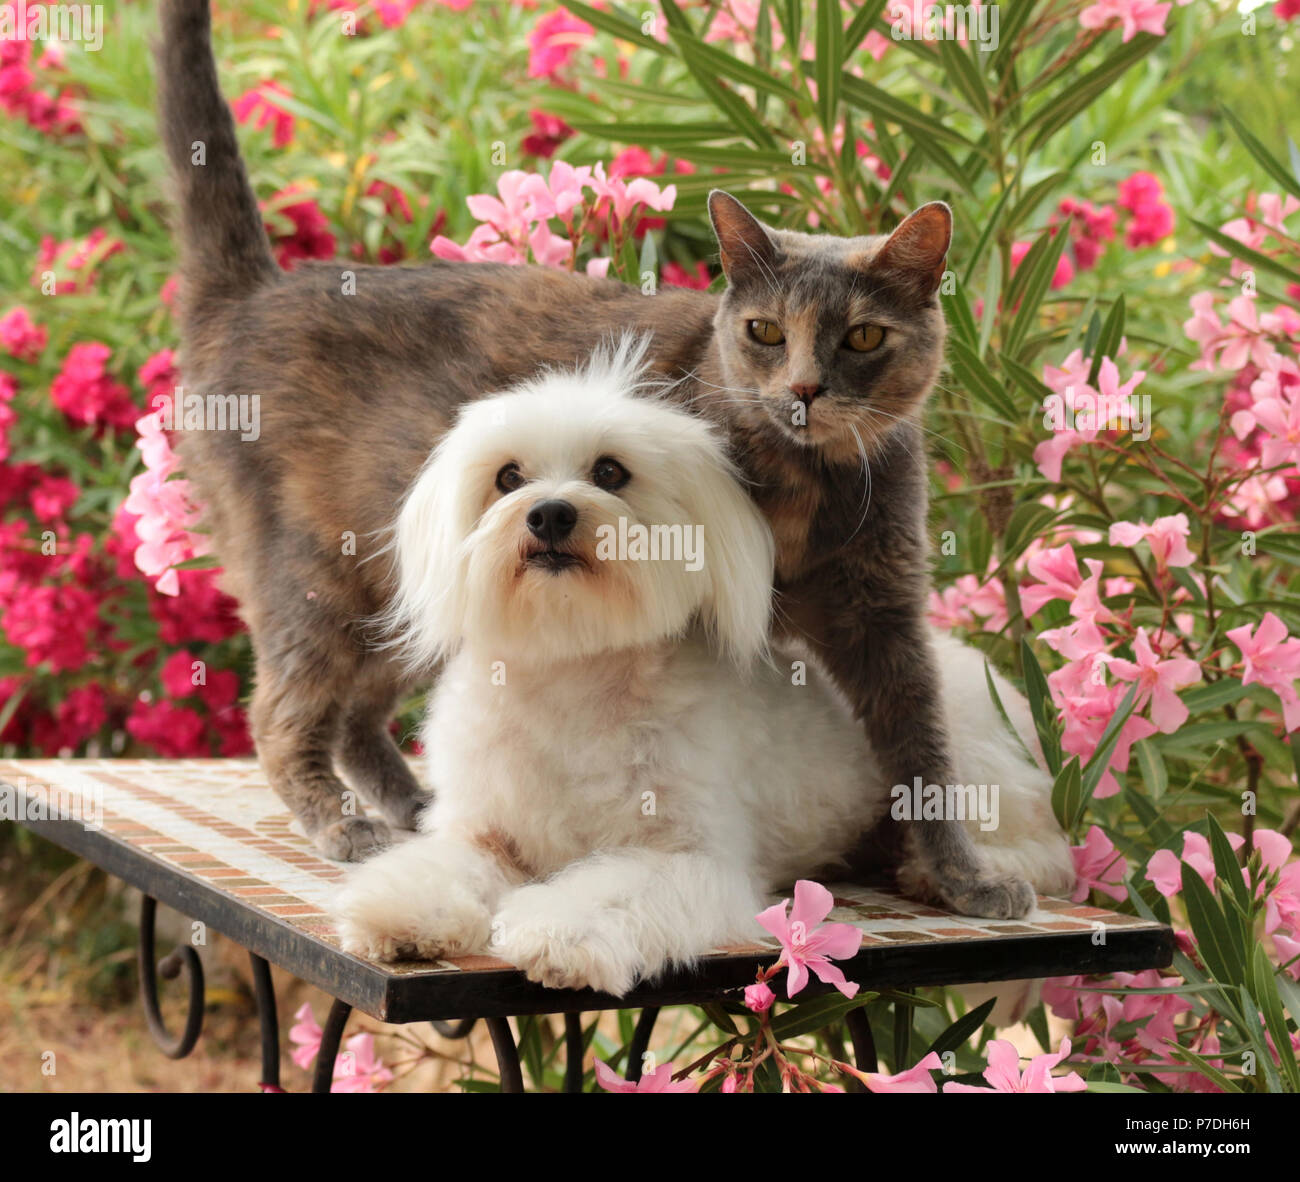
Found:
[926,996,998,1058]
[560,0,667,53]
[1191,219,1300,285]
[1086,294,1126,386]
[815,0,843,130]
[1021,638,1062,776]
[1221,106,1300,201]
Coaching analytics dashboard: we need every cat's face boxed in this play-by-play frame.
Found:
[709,192,950,463]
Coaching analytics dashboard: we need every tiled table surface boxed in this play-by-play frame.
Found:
[1,758,1173,1021]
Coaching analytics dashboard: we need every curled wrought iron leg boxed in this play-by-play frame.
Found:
[845,1007,878,1075]
[138,894,205,1059]
[430,1018,477,1040]
[312,998,353,1093]
[487,1017,524,1093]
[249,952,280,1089]
[563,1013,585,1093]
[626,1006,661,1082]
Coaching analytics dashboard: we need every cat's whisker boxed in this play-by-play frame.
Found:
[844,422,874,543]
[859,401,965,453]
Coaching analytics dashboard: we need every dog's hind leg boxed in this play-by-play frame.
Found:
[335,664,433,833]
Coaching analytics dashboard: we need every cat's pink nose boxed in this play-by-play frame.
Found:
[790,382,824,404]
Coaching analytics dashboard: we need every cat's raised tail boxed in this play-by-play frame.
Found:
[155,0,278,304]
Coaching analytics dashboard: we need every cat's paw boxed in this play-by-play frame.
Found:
[335,878,492,963]
[315,816,392,862]
[942,872,1036,920]
[492,890,642,996]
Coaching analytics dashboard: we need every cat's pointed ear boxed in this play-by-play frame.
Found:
[872,202,951,299]
[708,190,778,286]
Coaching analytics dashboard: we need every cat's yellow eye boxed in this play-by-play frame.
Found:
[747,319,785,346]
[845,324,886,352]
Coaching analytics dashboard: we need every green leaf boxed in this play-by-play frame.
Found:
[983,662,1038,767]
[560,1,667,54]
[1206,813,1249,913]
[1251,944,1300,1092]
[843,0,889,57]
[1086,294,1125,387]
[841,73,982,154]
[1020,638,1062,776]
[769,991,874,1040]
[1191,219,1300,286]
[1221,107,1300,201]
[1181,863,1244,989]
[699,1001,740,1035]
[1051,757,1083,833]
[948,338,1019,421]
[1019,35,1161,152]
[815,0,843,130]
[926,996,997,1058]
[938,38,990,119]
[1132,739,1167,802]
[1080,680,1139,802]
[1005,226,1070,358]
[1002,501,1060,562]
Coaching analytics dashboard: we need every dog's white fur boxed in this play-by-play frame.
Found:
[336,339,1075,996]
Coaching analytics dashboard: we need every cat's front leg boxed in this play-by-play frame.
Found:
[492,850,761,996]
[334,830,514,962]
[802,560,1035,920]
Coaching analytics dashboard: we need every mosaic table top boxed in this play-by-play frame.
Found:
[0,758,1173,1021]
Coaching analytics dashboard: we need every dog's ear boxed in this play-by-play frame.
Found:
[382,436,476,669]
[677,435,775,664]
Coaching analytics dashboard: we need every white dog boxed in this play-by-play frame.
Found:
[334,339,1074,996]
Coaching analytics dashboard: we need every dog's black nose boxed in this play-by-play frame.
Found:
[526,499,577,545]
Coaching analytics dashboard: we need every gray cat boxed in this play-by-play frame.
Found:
[154,0,1034,918]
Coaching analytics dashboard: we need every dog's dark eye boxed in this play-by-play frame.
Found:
[495,462,525,494]
[592,457,630,491]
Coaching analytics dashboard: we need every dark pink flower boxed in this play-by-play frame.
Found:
[0,306,48,361]
[126,697,208,757]
[50,342,138,431]
[231,81,295,148]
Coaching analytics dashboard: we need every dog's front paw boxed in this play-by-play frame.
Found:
[493,891,641,996]
[335,880,492,963]
[315,816,392,862]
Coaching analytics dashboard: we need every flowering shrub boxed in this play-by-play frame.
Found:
[2,0,1298,1091]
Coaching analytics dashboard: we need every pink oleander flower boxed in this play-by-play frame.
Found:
[594,1060,698,1093]
[1185,292,1290,373]
[1106,627,1201,733]
[231,81,295,148]
[1071,825,1129,903]
[527,9,593,80]
[1011,237,1075,291]
[756,880,863,998]
[589,161,677,227]
[1035,352,1145,482]
[123,411,210,596]
[1146,830,1245,898]
[0,306,47,361]
[288,1003,322,1069]
[943,1038,1087,1092]
[331,1032,394,1093]
[1079,0,1172,42]
[33,228,123,294]
[1108,513,1195,572]
[861,1052,944,1093]
[1057,197,1118,270]
[744,982,775,1013]
[50,342,138,431]
[1019,543,1086,618]
[29,474,79,523]
[1117,170,1175,246]
[1226,613,1300,732]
